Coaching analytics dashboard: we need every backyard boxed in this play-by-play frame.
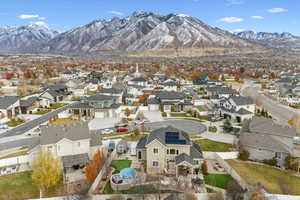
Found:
[227,159,300,195]
[195,139,232,152]
[204,174,232,189]
[111,158,132,174]
[50,118,81,126]
[0,171,64,200]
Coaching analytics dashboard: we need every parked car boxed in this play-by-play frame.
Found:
[211,116,223,122]
[116,128,129,132]
[115,123,128,128]
[101,129,114,134]
[0,124,8,129]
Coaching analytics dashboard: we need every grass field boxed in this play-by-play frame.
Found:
[227,159,300,195]
[50,118,81,125]
[204,174,232,189]
[0,171,63,200]
[34,109,51,115]
[0,150,28,160]
[5,119,24,127]
[195,139,232,152]
[111,159,132,174]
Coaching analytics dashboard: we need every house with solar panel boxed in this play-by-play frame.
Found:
[136,126,203,176]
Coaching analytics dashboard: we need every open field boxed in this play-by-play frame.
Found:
[0,171,63,200]
[227,159,300,195]
[195,139,232,152]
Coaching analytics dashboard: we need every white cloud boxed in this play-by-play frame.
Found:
[109,11,123,16]
[230,29,246,33]
[225,0,245,5]
[267,8,287,13]
[251,16,264,19]
[38,17,46,20]
[218,17,244,23]
[19,14,39,19]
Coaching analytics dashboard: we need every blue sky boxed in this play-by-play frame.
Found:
[0,0,299,35]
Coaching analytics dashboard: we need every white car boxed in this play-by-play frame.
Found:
[101,129,114,134]
[0,124,8,129]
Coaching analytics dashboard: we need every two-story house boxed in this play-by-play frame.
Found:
[136,126,203,176]
[40,123,101,170]
[219,96,255,123]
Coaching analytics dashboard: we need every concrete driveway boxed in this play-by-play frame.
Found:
[146,119,207,136]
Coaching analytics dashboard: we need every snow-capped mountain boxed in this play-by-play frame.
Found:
[235,30,300,50]
[0,23,59,53]
[47,11,260,54]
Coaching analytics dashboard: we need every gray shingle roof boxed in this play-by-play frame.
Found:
[85,94,117,102]
[156,91,185,100]
[248,117,297,138]
[136,136,147,149]
[175,153,195,165]
[231,96,254,106]
[20,97,39,107]
[145,126,191,146]
[40,123,90,145]
[0,96,20,109]
[190,142,203,159]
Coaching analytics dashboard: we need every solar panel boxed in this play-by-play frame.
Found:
[165,132,186,145]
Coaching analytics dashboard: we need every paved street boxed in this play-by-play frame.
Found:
[0,103,78,138]
[146,119,207,136]
[242,80,298,125]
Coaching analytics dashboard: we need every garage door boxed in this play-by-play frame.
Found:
[95,112,105,118]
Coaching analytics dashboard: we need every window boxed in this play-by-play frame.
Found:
[78,142,80,147]
[169,149,176,155]
[153,148,158,154]
[275,152,282,159]
[176,150,179,155]
[153,161,159,167]
[167,149,169,154]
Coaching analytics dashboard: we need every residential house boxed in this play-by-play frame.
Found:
[68,94,121,120]
[239,117,300,168]
[40,123,101,170]
[39,85,71,107]
[128,77,147,87]
[136,126,203,176]
[147,91,192,112]
[219,96,255,123]
[0,96,20,122]
[20,96,40,114]
[206,86,239,99]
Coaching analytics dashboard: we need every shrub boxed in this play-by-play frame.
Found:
[202,161,208,175]
[263,157,277,166]
[284,155,299,170]
[239,150,250,161]
[209,126,217,133]
[162,112,167,117]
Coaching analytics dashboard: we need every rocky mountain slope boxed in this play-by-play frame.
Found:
[0,23,59,53]
[47,11,259,54]
[235,30,300,50]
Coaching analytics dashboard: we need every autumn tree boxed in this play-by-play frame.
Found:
[93,150,105,171]
[32,150,62,198]
[85,161,98,185]
[139,94,148,104]
[124,108,131,118]
[288,114,300,132]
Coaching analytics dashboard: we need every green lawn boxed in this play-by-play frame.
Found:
[103,182,177,194]
[111,159,132,174]
[204,174,231,189]
[5,119,24,127]
[195,139,232,152]
[49,103,66,110]
[227,159,300,195]
[170,113,188,117]
[34,109,51,115]
[0,150,28,160]
[198,115,212,121]
[0,171,63,200]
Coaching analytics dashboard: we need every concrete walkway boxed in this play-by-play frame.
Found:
[200,132,236,144]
